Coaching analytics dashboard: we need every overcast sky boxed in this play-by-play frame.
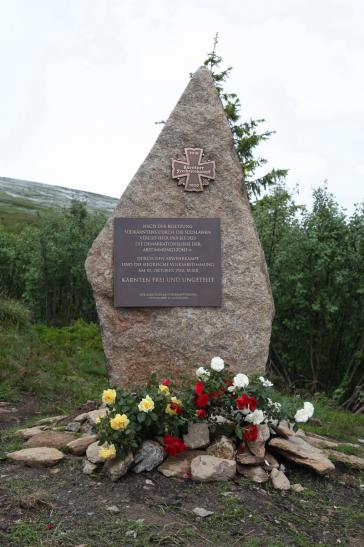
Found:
[0,0,362,212]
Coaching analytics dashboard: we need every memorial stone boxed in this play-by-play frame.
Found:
[85,66,274,387]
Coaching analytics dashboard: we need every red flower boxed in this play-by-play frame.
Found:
[236,394,257,412]
[196,409,207,419]
[47,524,54,530]
[210,386,225,398]
[162,378,172,386]
[195,393,209,407]
[163,434,188,457]
[243,424,258,442]
[195,382,204,395]
[224,379,234,387]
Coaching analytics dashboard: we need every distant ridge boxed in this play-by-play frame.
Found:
[0,176,118,231]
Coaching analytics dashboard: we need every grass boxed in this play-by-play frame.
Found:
[0,320,107,414]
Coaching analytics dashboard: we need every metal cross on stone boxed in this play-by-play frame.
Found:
[172,148,215,192]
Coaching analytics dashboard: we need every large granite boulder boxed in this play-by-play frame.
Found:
[85,66,274,387]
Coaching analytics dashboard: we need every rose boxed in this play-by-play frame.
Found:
[162,378,172,386]
[158,384,170,396]
[245,409,265,425]
[102,388,116,406]
[99,443,117,460]
[109,413,129,431]
[259,376,273,387]
[138,395,155,413]
[233,373,249,389]
[196,409,207,419]
[210,356,224,372]
[163,435,188,457]
[196,367,210,378]
[294,401,314,423]
[195,393,209,408]
[243,424,258,442]
[195,382,204,395]
[236,394,257,412]
[166,396,183,416]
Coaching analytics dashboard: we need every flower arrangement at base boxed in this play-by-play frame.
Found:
[97,357,315,461]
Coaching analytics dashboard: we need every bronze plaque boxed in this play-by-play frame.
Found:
[114,218,221,307]
[172,148,215,192]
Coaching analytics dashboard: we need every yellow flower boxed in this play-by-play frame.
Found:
[102,388,116,406]
[99,443,117,460]
[165,396,182,416]
[110,413,130,431]
[138,395,155,413]
[158,384,170,396]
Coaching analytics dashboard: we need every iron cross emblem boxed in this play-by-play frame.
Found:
[172,148,216,192]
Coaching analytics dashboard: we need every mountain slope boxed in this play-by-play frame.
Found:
[0,177,118,231]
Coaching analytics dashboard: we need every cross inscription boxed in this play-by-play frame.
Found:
[172,148,215,192]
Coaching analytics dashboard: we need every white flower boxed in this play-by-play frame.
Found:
[245,409,265,425]
[233,373,249,389]
[294,401,314,423]
[227,385,236,393]
[259,376,273,387]
[303,401,314,418]
[210,356,224,372]
[196,367,210,378]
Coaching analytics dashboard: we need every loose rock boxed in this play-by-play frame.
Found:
[247,423,270,458]
[236,449,264,466]
[183,423,210,449]
[268,436,335,475]
[14,426,45,439]
[7,447,64,467]
[105,452,134,481]
[291,483,305,493]
[83,460,97,475]
[305,435,339,450]
[66,435,97,456]
[270,468,290,490]
[206,436,235,460]
[132,441,165,473]
[325,449,364,470]
[87,408,108,426]
[192,507,214,518]
[158,450,205,478]
[24,431,76,449]
[66,421,81,433]
[237,464,269,483]
[263,451,279,470]
[106,505,120,513]
[191,455,236,481]
[86,441,103,464]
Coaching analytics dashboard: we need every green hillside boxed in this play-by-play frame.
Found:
[0,176,118,231]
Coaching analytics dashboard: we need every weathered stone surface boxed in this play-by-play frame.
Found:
[236,449,264,466]
[158,450,205,478]
[86,408,108,426]
[326,449,364,470]
[66,421,81,433]
[270,468,290,490]
[191,455,236,481]
[132,441,165,473]
[66,435,98,456]
[85,66,274,387]
[86,441,103,464]
[237,464,269,483]
[14,426,45,438]
[206,436,235,460]
[83,459,97,475]
[183,423,210,449]
[104,452,134,481]
[36,415,66,425]
[247,423,270,458]
[7,447,64,467]
[304,434,339,450]
[269,436,335,475]
[291,483,305,493]
[273,420,295,438]
[24,431,76,449]
[263,451,279,470]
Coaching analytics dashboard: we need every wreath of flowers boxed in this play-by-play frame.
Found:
[96,357,314,461]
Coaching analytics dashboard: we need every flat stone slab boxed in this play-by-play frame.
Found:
[85,66,274,387]
[7,447,64,467]
[268,436,335,475]
[270,468,290,490]
[237,464,269,483]
[326,449,364,470]
[14,426,45,438]
[191,455,236,481]
[24,431,76,449]
[66,435,98,456]
[158,450,205,478]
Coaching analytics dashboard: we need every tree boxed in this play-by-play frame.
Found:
[204,34,288,199]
